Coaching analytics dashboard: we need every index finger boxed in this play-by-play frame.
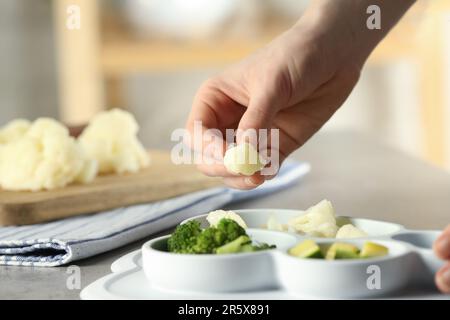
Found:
[185,81,245,177]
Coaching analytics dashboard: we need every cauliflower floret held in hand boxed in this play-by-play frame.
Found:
[223,142,265,176]
[0,118,97,191]
[78,109,150,174]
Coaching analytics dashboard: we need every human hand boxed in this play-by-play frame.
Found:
[186,0,415,189]
[434,225,450,293]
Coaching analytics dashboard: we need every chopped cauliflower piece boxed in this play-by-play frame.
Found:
[288,199,338,238]
[266,200,368,238]
[75,156,98,184]
[307,222,338,238]
[0,118,97,191]
[336,224,368,239]
[223,143,265,176]
[206,210,248,229]
[0,110,150,191]
[78,109,149,174]
[266,215,284,231]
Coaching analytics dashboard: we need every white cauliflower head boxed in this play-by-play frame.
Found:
[266,215,285,232]
[0,118,97,191]
[206,210,248,229]
[78,109,150,174]
[335,224,368,239]
[0,119,31,145]
[288,199,338,238]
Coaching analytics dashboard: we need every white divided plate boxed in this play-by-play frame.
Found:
[81,249,293,300]
[81,209,450,300]
[81,249,449,300]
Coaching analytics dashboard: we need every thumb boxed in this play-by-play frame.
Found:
[236,89,279,145]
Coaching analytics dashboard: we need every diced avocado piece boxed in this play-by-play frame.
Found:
[289,240,324,259]
[326,242,360,260]
[215,235,251,254]
[335,248,360,259]
[360,242,389,258]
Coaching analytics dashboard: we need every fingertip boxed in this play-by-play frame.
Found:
[223,174,265,190]
[434,226,450,260]
[435,263,450,294]
[259,161,281,180]
[245,174,265,187]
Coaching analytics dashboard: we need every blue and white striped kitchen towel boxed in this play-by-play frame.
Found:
[0,161,310,267]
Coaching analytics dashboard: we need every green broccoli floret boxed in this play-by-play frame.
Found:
[192,227,227,254]
[167,218,275,255]
[216,218,246,242]
[167,220,202,253]
[191,219,249,254]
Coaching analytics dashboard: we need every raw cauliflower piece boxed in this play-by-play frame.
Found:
[0,119,31,144]
[74,155,98,184]
[78,109,149,174]
[0,118,97,191]
[223,143,265,176]
[288,199,338,238]
[206,210,248,229]
[336,224,368,239]
[266,215,285,232]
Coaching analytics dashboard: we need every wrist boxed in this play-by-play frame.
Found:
[292,0,416,66]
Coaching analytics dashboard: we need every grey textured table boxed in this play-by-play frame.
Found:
[1,131,449,300]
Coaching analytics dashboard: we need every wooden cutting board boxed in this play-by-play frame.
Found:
[0,150,222,226]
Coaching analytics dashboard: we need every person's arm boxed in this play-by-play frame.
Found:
[297,0,416,66]
[186,0,415,188]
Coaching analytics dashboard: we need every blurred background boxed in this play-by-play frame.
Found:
[1,0,449,169]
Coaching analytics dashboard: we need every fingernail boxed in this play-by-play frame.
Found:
[245,177,259,187]
[436,235,450,255]
[437,266,450,293]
